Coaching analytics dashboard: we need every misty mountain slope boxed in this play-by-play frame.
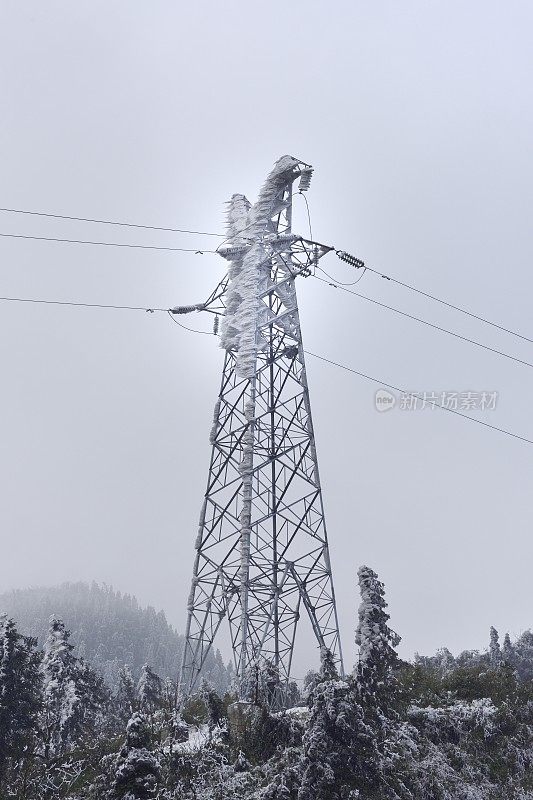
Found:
[0,581,230,691]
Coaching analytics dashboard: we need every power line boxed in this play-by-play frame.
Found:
[336,249,533,346]
[0,207,224,237]
[317,264,367,286]
[314,275,533,371]
[296,191,313,240]
[166,310,213,335]
[0,295,169,312]
[168,315,533,446]
[2,287,531,446]
[0,232,216,253]
[303,349,533,446]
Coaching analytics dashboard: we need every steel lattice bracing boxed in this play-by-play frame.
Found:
[180,156,343,700]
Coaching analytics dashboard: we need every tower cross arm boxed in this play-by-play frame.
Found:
[169,274,229,317]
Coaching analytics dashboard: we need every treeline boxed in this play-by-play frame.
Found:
[1,568,533,798]
[0,582,230,692]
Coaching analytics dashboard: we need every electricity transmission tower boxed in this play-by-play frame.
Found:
[178,156,344,700]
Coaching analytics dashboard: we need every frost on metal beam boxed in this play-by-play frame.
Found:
[219,156,308,378]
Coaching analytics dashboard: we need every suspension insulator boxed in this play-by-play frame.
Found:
[213,315,220,335]
[298,168,313,193]
[336,250,365,269]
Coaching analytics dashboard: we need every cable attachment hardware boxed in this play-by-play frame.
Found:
[336,250,365,269]
[169,303,206,315]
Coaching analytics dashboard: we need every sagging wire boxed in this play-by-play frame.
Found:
[316,264,368,286]
[166,310,213,335]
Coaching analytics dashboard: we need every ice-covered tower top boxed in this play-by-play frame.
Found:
[219,156,305,376]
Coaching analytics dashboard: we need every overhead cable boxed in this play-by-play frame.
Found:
[0,207,224,237]
[336,249,533,345]
[303,349,533,446]
[314,275,533,371]
[0,232,215,253]
[0,295,168,312]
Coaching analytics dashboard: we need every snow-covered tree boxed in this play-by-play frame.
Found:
[297,649,374,800]
[137,663,162,715]
[513,629,533,681]
[355,565,401,703]
[302,668,320,706]
[111,711,160,799]
[502,632,515,665]
[319,647,338,681]
[0,619,42,790]
[40,616,82,758]
[200,678,225,730]
[0,582,231,693]
[256,659,284,709]
[115,664,137,724]
[40,615,107,759]
[489,626,501,666]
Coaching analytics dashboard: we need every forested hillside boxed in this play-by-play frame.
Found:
[0,582,230,691]
[1,567,532,799]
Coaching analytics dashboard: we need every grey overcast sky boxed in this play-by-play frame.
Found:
[1,1,532,674]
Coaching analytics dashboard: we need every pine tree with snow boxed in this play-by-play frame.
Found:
[115,664,137,724]
[137,663,162,716]
[158,677,188,747]
[319,647,338,681]
[200,678,225,731]
[502,632,515,665]
[435,646,456,674]
[40,615,81,758]
[297,648,375,800]
[40,615,107,758]
[355,565,401,706]
[75,656,109,736]
[112,711,161,799]
[302,668,320,706]
[489,626,501,666]
[0,619,42,791]
[260,659,282,709]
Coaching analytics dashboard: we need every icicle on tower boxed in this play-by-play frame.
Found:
[180,156,344,699]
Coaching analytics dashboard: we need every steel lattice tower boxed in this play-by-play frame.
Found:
[179,156,344,699]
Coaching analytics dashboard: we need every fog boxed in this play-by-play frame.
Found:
[1,2,532,675]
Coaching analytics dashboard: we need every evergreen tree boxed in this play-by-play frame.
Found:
[40,615,107,759]
[115,664,137,724]
[0,619,42,790]
[199,678,225,730]
[502,631,515,665]
[0,582,231,694]
[514,629,533,681]
[40,616,81,758]
[302,668,320,706]
[489,625,501,666]
[112,712,161,799]
[137,664,162,715]
[260,659,282,709]
[355,565,401,704]
[160,677,188,747]
[435,646,456,673]
[297,649,374,800]
[319,647,338,681]
[74,657,109,738]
